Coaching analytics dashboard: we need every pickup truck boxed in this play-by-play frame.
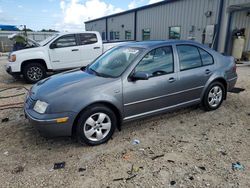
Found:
[6,31,124,83]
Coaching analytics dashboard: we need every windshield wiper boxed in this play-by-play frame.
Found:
[89,67,111,78]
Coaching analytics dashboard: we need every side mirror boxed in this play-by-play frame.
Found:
[131,71,149,81]
[50,43,57,49]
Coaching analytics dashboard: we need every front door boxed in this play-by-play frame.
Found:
[49,34,81,70]
[123,46,179,120]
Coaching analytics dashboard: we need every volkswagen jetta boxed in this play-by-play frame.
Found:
[24,40,237,145]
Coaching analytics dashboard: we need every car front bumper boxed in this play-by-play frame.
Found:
[5,63,21,76]
[24,107,76,137]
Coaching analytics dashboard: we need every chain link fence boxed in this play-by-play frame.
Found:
[0,31,56,53]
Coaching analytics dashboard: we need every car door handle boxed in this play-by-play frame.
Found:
[205,69,211,74]
[93,47,101,49]
[168,77,176,83]
[72,49,79,51]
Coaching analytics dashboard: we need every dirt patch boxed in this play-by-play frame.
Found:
[0,58,250,187]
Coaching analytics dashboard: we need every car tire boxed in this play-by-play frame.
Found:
[23,63,47,84]
[203,81,225,111]
[76,105,117,146]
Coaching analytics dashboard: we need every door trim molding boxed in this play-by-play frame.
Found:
[124,98,200,120]
[124,86,204,106]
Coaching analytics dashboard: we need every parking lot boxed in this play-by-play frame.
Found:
[0,57,249,187]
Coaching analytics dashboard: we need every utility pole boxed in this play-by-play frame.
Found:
[24,25,27,37]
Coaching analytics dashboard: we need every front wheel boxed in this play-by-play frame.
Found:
[76,105,117,146]
[203,82,225,111]
[23,63,47,84]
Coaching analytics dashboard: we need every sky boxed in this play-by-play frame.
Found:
[0,0,163,32]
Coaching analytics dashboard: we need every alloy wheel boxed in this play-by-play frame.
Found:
[83,112,111,142]
[208,85,223,108]
[27,66,43,81]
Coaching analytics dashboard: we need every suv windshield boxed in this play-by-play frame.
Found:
[88,46,143,78]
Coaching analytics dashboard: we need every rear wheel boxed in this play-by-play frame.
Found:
[76,105,117,146]
[23,63,46,84]
[203,81,225,111]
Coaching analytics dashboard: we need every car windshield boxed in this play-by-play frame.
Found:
[39,34,59,46]
[88,46,143,78]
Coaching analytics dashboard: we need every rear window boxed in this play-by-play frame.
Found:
[79,33,98,45]
[199,48,214,66]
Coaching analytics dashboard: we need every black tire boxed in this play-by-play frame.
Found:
[22,63,47,84]
[76,105,117,146]
[203,81,225,111]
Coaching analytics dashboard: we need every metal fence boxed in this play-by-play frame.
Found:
[0,31,56,52]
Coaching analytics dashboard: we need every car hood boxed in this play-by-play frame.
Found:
[30,69,115,102]
[12,45,44,54]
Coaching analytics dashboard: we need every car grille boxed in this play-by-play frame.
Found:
[26,97,35,109]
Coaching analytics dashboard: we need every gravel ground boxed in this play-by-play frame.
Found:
[0,57,249,187]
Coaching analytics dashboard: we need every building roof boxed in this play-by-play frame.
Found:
[120,40,204,49]
[0,25,19,31]
[84,0,180,23]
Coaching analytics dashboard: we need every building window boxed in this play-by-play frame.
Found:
[110,31,119,40]
[114,31,120,40]
[110,31,114,40]
[125,30,132,40]
[142,29,150,41]
[169,26,181,39]
[101,32,106,40]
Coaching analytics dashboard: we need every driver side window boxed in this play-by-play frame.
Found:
[135,46,174,77]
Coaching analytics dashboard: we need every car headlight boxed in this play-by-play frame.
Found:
[33,100,49,114]
[9,54,16,62]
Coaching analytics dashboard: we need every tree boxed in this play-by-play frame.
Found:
[40,29,58,32]
[22,28,33,31]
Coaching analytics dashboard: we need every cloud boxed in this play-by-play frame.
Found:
[148,0,163,4]
[128,0,145,9]
[60,0,66,11]
[17,5,23,8]
[58,0,124,31]
[0,14,19,23]
[0,6,19,24]
[56,0,163,32]
[128,1,136,9]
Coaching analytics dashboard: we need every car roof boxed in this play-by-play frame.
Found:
[57,31,99,36]
[122,40,205,49]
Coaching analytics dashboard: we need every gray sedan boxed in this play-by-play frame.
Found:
[24,40,237,145]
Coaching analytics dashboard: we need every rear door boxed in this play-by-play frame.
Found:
[175,44,215,102]
[123,46,180,120]
[49,34,81,69]
[77,33,102,66]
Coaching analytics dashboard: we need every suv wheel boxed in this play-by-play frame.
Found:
[76,105,117,146]
[203,81,225,111]
[23,63,46,84]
